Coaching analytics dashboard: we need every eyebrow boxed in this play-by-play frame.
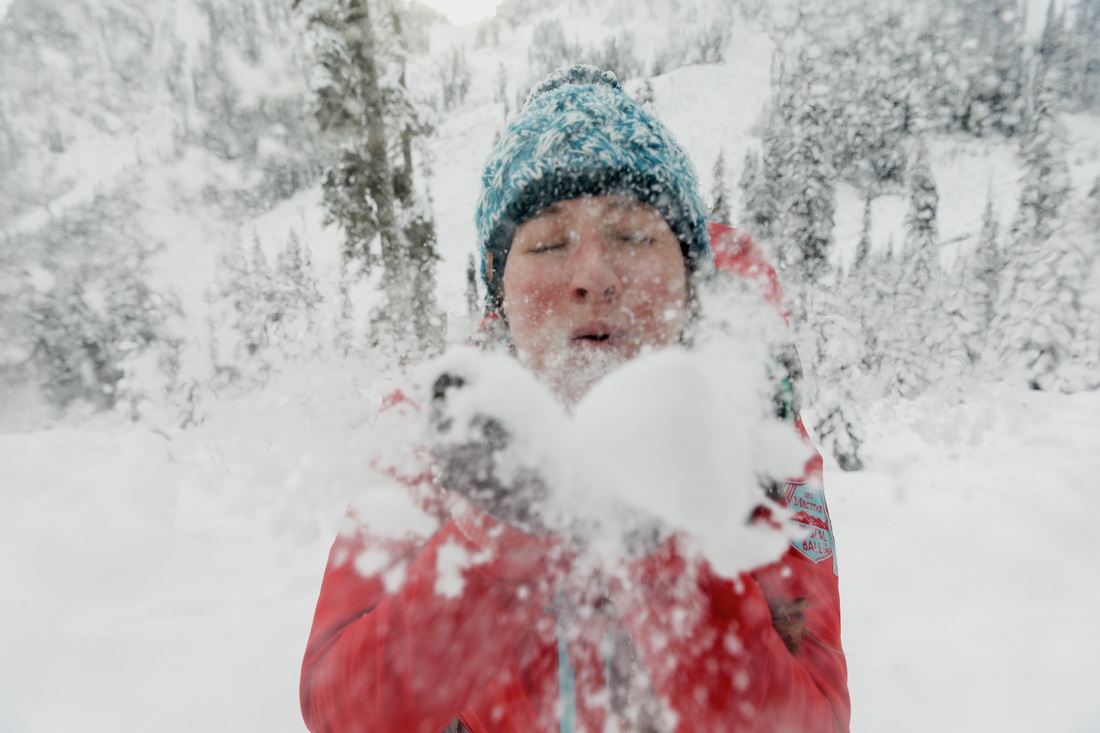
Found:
[526,197,651,223]
[526,202,566,223]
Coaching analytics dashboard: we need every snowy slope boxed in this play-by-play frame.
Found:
[3,382,1100,732]
[826,387,1100,733]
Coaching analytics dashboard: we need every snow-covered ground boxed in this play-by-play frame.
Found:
[826,386,1100,733]
[2,380,1098,732]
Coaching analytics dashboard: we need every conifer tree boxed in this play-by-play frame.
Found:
[274,231,324,356]
[966,190,1004,358]
[247,235,275,358]
[995,67,1078,389]
[938,262,976,389]
[1038,0,1070,96]
[405,187,445,354]
[440,46,472,111]
[1061,304,1100,391]
[207,236,253,383]
[886,137,944,398]
[1076,0,1100,108]
[901,137,940,290]
[859,236,901,384]
[851,193,873,277]
[299,0,443,360]
[335,261,357,356]
[710,151,732,225]
[739,147,775,241]
[16,194,179,412]
[494,63,508,104]
[805,287,865,471]
[780,101,835,287]
[465,253,480,326]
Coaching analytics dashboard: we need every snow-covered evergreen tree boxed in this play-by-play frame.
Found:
[957,190,1006,366]
[206,235,255,385]
[994,67,1079,389]
[919,179,1001,392]
[852,193,873,276]
[272,231,324,357]
[1038,0,1071,98]
[335,261,357,357]
[740,145,780,242]
[209,230,330,381]
[960,0,1028,136]
[901,137,940,290]
[1074,0,1100,109]
[466,253,481,327]
[859,237,903,390]
[527,20,577,79]
[778,52,835,290]
[300,0,443,360]
[710,151,732,225]
[249,236,277,356]
[494,63,509,104]
[11,194,180,415]
[1059,242,1100,392]
[884,137,946,398]
[804,287,866,471]
[440,45,472,111]
[404,188,446,355]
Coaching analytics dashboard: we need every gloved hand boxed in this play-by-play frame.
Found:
[428,371,552,535]
[422,348,570,537]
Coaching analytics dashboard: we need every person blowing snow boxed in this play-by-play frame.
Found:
[300,65,850,733]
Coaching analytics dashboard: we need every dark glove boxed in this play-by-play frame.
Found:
[428,373,551,535]
[424,354,668,556]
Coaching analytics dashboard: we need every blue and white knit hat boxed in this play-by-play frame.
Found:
[475,65,713,308]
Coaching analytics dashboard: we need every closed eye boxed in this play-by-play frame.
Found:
[614,232,656,245]
[530,240,566,253]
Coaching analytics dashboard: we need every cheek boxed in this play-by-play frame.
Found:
[628,261,687,312]
[502,266,564,347]
[504,270,553,318]
[625,264,688,346]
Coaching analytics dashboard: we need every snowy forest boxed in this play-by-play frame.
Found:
[1,0,1099,730]
[1,0,1098,461]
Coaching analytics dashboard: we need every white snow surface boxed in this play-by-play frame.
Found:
[3,381,1099,732]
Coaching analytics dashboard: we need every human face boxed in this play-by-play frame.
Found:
[501,195,689,402]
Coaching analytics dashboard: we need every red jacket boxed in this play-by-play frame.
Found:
[300,226,850,733]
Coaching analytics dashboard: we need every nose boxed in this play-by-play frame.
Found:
[569,234,619,303]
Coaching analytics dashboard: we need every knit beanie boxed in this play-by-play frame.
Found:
[475,65,713,309]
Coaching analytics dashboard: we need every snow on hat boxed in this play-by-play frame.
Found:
[475,64,713,309]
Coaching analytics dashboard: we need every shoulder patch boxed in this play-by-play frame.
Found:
[785,481,838,575]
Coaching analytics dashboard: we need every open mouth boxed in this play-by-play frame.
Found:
[571,322,622,345]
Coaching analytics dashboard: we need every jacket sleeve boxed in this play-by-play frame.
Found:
[300,504,571,733]
[617,513,849,732]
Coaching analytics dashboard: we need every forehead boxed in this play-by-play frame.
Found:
[523,195,660,225]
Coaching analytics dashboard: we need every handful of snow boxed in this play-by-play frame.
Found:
[418,340,810,577]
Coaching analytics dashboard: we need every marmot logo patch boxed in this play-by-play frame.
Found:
[785,481,838,575]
